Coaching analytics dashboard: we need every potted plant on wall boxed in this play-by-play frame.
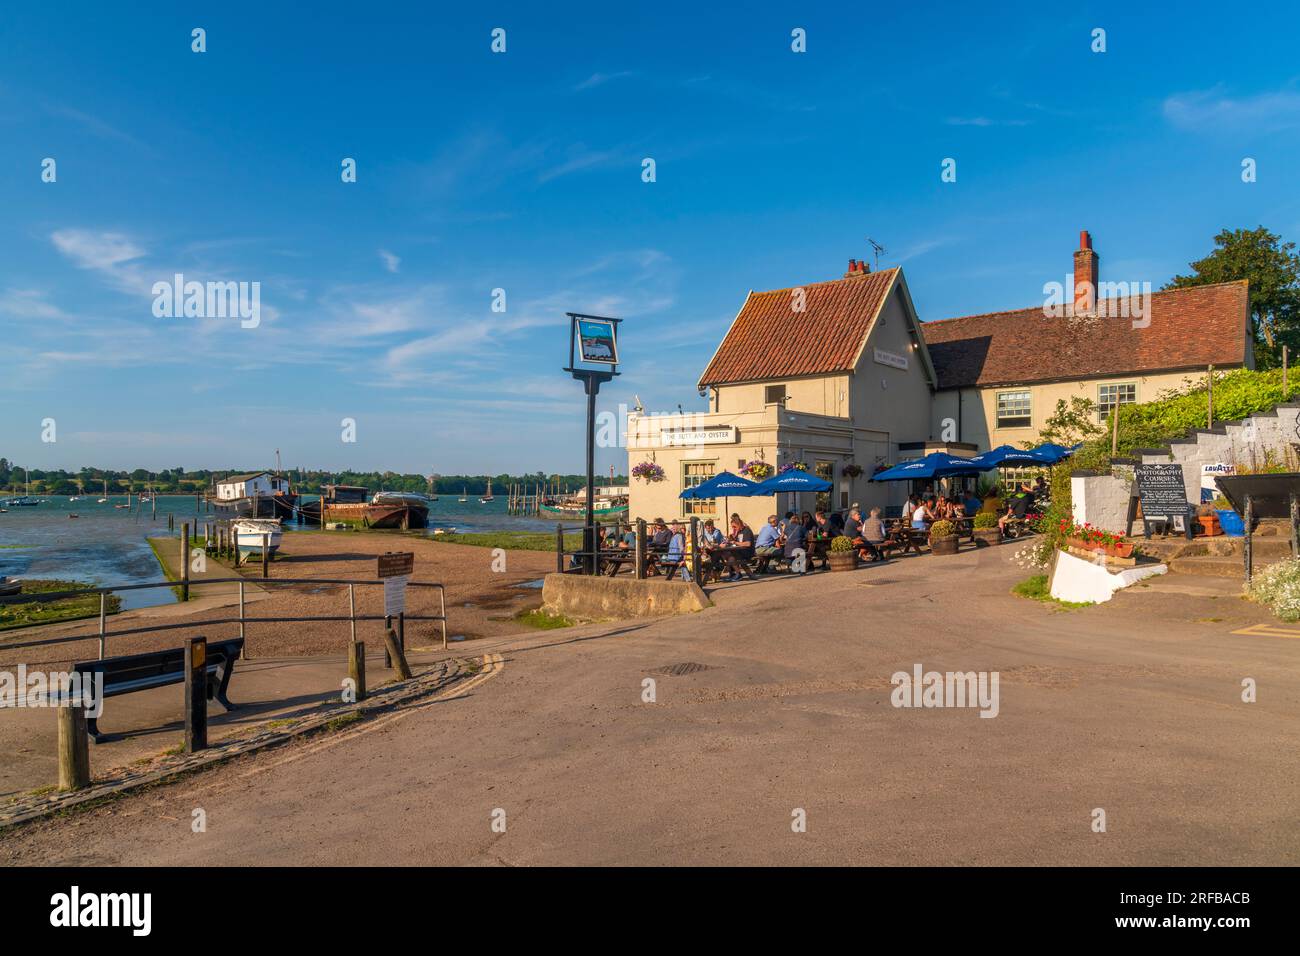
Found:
[828,535,859,571]
[972,510,1001,546]
[929,520,960,555]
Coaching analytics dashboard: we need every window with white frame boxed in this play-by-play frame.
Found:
[996,390,1032,429]
[682,461,715,516]
[1098,383,1136,421]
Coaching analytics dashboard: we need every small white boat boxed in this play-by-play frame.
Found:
[232,518,283,555]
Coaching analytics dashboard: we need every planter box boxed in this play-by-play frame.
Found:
[973,528,1001,547]
[1197,514,1222,537]
[930,535,960,556]
[827,552,859,572]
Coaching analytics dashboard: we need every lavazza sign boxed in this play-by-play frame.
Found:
[660,425,738,446]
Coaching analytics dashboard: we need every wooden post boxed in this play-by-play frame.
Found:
[261,533,269,578]
[398,611,405,655]
[184,636,208,753]
[1244,495,1254,586]
[348,584,357,644]
[238,580,246,656]
[1291,494,1298,559]
[57,704,91,791]
[383,614,393,668]
[348,640,367,701]
[556,522,565,573]
[383,627,413,680]
[1207,364,1215,428]
[98,592,107,660]
[689,516,701,583]
[1285,345,1290,398]
[635,518,647,580]
[180,523,190,602]
[1110,401,1120,458]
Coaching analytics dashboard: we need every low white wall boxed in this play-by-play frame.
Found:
[1072,474,1132,532]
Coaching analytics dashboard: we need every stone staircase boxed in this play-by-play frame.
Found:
[1161,519,1295,578]
[1131,402,1300,498]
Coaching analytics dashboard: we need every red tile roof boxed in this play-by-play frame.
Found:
[698,267,899,387]
[921,280,1251,389]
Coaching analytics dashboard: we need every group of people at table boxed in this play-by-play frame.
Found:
[593,478,1047,582]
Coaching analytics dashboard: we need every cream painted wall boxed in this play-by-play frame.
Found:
[715,374,850,417]
[931,370,1210,450]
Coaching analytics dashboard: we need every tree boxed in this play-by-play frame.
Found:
[1164,226,1300,369]
[1032,396,1105,448]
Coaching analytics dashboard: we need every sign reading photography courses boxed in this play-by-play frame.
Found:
[1135,464,1189,518]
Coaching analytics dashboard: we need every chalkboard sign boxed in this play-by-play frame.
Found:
[1135,464,1189,518]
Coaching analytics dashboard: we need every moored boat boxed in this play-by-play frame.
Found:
[232,518,283,555]
[540,485,630,519]
[367,491,430,530]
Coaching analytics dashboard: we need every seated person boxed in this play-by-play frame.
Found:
[859,507,889,561]
[783,515,809,573]
[700,519,725,549]
[722,516,756,581]
[621,525,637,549]
[998,483,1034,533]
[844,508,862,540]
[910,497,931,530]
[753,515,781,572]
[650,518,672,548]
[663,521,687,578]
[963,491,983,515]
[828,510,845,536]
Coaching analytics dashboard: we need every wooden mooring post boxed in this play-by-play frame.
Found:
[184,637,207,752]
[57,703,91,791]
[180,524,190,602]
[635,518,647,580]
[348,640,366,701]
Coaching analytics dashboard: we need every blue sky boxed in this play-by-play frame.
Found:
[3,1,1299,476]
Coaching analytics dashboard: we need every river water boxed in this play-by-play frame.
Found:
[0,495,559,611]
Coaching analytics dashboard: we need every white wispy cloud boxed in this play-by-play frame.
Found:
[945,116,1030,127]
[1163,86,1300,131]
[379,249,401,273]
[574,71,634,91]
[0,289,71,322]
[50,228,152,294]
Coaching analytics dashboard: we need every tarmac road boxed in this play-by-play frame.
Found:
[3,546,1297,866]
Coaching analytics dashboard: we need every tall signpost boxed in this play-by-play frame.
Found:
[564,313,621,574]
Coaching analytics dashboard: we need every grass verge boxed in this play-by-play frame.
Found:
[515,607,575,629]
[0,580,122,632]
[1012,574,1094,610]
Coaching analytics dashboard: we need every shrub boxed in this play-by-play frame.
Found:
[830,535,855,553]
[930,520,957,538]
[973,511,999,529]
[1247,558,1300,621]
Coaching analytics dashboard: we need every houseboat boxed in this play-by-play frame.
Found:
[367,491,430,530]
[209,471,298,519]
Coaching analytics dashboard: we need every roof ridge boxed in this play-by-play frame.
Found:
[749,265,899,298]
[926,278,1247,326]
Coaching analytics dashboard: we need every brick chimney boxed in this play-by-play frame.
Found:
[844,258,871,278]
[1073,230,1098,315]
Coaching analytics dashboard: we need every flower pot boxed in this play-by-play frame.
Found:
[930,535,959,556]
[1112,541,1134,559]
[827,551,859,572]
[973,527,1001,548]
[1197,514,1222,537]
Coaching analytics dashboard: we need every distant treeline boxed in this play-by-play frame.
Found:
[0,459,625,497]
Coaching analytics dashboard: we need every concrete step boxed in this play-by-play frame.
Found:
[1169,553,1287,578]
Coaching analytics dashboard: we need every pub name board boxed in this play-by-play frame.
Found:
[661,425,738,446]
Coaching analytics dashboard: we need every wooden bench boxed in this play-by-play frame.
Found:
[73,637,244,743]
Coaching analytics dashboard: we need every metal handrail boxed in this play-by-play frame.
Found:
[1,577,448,657]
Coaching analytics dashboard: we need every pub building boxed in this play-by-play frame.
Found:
[626,231,1254,531]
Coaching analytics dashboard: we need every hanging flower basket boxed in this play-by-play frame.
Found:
[741,460,774,480]
[779,461,809,473]
[841,464,864,479]
[631,461,666,483]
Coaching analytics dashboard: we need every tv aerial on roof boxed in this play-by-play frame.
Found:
[866,237,886,271]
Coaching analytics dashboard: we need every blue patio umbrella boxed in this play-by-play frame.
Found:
[1029,442,1077,463]
[679,471,764,499]
[679,470,764,523]
[967,444,1054,469]
[870,452,987,482]
[754,470,834,493]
